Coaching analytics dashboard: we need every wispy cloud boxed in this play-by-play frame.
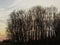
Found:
[0,0,60,29]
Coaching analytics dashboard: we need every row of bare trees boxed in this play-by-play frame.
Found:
[7,6,60,42]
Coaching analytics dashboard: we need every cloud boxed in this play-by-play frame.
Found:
[0,0,60,29]
[0,0,60,31]
[8,0,21,8]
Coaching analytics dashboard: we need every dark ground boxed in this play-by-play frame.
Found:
[1,38,60,45]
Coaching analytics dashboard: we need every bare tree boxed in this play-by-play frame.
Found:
[7,6,58,42]
[7,10,26,42]
[27,6,46,40]
[54,12,60,40]
[42,6,57,38]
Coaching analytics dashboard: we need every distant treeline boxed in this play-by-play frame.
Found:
[7,6,60,42]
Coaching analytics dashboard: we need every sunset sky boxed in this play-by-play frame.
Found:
[0,0,60,41]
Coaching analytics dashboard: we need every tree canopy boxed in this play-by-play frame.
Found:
[7,6,60,42]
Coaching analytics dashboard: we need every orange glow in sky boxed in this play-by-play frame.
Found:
[0,23,7,41]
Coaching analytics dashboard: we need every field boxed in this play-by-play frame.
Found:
[0,39,60,45]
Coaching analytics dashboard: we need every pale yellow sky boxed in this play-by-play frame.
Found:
[0,0,60,41]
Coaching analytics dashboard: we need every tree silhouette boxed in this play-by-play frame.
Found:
[54,12,60,40]
[7,10,26,42]
[7,6,58,43]
[27,6,46,40]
